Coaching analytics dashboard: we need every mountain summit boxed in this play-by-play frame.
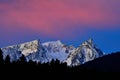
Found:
[1,39,104,66]
[65,39,103,66]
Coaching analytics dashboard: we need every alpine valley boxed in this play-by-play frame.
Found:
[1,39,104,66]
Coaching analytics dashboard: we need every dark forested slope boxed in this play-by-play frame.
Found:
[0,49,120,79]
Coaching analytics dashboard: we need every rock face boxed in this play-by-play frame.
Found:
[18,40,40,56]
[65,39,103,66]
[1,39,104,66]
[1,40,45,62]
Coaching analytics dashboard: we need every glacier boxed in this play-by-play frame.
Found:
[1,39,104,66]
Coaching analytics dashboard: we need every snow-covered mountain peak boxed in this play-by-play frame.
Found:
[18,40,40,56]
[1,39,42,61]
[82,38,94,46]
[42,40,63,46]
[55,40,62,45]
[88,38,93,43]
[41,40,75,61]
[65,39,104,66]
[1,39,104,66]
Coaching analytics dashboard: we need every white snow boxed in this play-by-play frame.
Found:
[1,39,104,66]
[65,39,104,66]
[19,40,39,56]
[42,40,75,61]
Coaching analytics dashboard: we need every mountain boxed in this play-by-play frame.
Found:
[42,40,75,62]
[1,40,75,63]
[1,40,47,63]
[66,39,104,66]
[1,39,104,66]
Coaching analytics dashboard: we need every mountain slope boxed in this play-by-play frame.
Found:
[79,52,120,72]
[42,40,75,61]
[66,39,103,66]
[1,40,47,62]
[1,39,104,66]
[1,40,75,62]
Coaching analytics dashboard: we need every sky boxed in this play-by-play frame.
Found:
[0,0,120,53]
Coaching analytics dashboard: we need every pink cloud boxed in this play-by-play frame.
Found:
[0,0,120,38]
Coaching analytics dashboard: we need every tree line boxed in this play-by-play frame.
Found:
[0,49,120,79]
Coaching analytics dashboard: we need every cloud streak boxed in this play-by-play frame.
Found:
[0,0,120,38]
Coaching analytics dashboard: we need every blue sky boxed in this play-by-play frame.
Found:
[0,0,120,54]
